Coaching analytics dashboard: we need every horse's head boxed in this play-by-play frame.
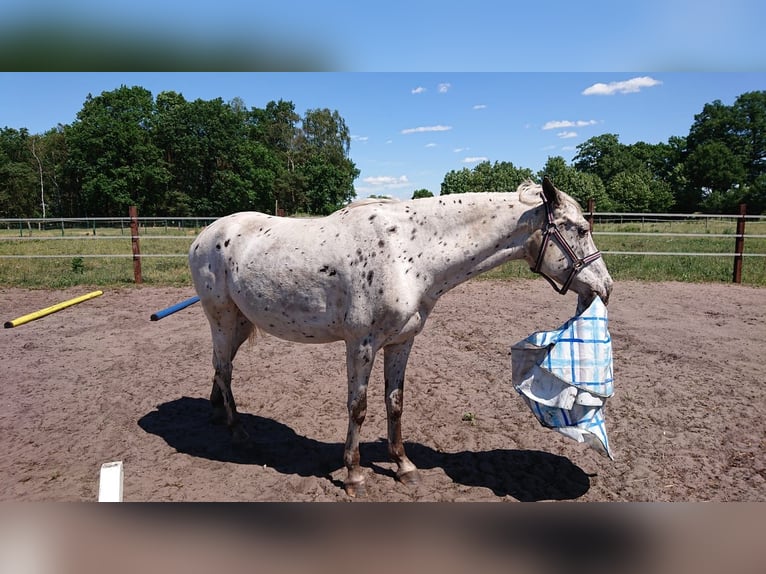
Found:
[522,177,613,312]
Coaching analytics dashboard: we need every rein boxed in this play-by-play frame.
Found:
[531,193,602,295]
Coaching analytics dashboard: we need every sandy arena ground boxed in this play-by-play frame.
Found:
[1,279,764,501]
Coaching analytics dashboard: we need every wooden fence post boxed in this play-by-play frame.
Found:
[587,198,595,230]
[732,203,746,284]
[129,206,142,284]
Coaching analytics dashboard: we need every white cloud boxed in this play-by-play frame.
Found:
[582,76,662,96]
[411,86,427,94]
[351,135,368,142]
[453,147,468,153]
[557,131,578,139]
[542,119,597,130]
[425,143,437,148]
[438,83,451,93]
[401,125,452,134]
[463,156,488,164]
[363,175,410,188]
[472,104,487,110]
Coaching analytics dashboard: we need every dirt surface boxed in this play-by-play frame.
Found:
[1,279,764,502]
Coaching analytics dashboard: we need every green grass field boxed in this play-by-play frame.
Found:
[1,218,765,288]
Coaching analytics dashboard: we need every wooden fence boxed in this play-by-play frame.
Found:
[1,205,765,284]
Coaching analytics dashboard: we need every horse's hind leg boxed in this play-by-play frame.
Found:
[383,339,419,486]
[343,338,376,497]
[207,303,254,444]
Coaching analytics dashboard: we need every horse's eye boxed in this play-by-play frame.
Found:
[577,226,589,238]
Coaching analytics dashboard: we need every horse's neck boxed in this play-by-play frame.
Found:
[409,193,536,298]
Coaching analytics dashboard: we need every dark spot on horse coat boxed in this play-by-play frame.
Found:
[224,239,230,247]
[366,270,374,286]
[215,244,221,250]
[387,226,398,234]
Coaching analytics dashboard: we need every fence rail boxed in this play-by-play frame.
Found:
[2,209,765,284]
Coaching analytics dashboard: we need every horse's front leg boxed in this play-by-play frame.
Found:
[343,338,376,497]
[383,339,419,486]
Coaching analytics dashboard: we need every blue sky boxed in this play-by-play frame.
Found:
[2,73,764,199]
[0,72,766,198]
[2,2,765,202]
[1,1,765,71]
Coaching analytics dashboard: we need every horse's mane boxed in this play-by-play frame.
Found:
[517,179,582,211]
[345,197,400,210]
[345,183,551,210]
[517,179,542,206]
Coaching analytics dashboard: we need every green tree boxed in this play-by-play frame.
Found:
[606,169,674,213]
[66,85,169,216]
[440,160,532,195]
[684,91,766,212]
[295,108,358,214]
[440,167,473,195]
[539,156,613,211]
[685,141,745,197]
[247,99,302,213]
[573,134,629,183]
[412,188,433,199]
[36,126,74,217]
[0,127,38,217]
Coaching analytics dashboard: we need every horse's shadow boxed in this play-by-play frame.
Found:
[138,397,591,501]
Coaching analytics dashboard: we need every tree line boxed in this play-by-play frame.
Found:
[1,86,764,218]
[440,91,766,214]
[0,85,358,218]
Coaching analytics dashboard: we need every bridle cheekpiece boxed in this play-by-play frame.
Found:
[531,191,602,295]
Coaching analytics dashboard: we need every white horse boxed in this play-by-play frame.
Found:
[189,177,613,497]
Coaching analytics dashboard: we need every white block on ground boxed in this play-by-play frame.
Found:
[98,461,123,502]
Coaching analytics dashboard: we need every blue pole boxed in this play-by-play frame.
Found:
[150,296,200,321]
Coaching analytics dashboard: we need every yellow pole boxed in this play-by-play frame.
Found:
[4,290,103,328]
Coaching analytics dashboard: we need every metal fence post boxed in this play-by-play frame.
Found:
[732,203,746,284]
[129,206,143,284]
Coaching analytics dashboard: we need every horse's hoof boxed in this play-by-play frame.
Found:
[397,469,420,487]
[344,480,367,498]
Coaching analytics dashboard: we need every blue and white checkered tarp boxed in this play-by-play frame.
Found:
[511,296,614,459]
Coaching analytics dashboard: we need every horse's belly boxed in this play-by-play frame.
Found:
[253,310,343,344]
[231,284,345,344]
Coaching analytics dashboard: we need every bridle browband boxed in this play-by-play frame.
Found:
[531,192,602,295]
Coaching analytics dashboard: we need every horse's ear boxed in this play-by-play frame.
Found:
[542,176,560,208]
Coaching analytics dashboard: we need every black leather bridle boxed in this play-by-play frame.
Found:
[531,192,603,295]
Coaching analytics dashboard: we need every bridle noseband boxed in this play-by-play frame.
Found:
[531,193,602,295]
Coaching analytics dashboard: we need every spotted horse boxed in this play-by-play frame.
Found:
[189,177,614,497]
